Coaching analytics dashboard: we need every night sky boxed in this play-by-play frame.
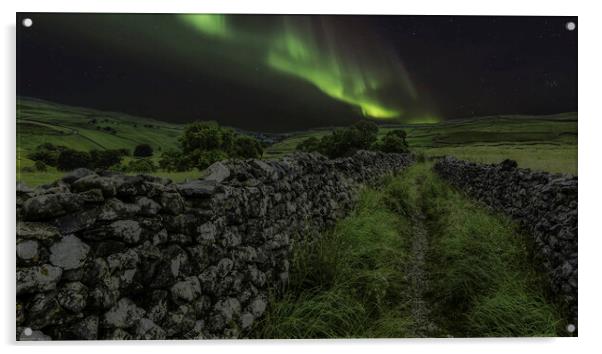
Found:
[17,14,577,132]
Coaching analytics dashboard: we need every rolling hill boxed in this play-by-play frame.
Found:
[16,97,578,186]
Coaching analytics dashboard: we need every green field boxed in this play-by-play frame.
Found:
[16,97,192,185]
[266,113,578,175]
[17,97,577,187]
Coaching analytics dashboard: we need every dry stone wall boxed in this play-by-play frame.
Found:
[16,151,413,340]
[434,157,577,325]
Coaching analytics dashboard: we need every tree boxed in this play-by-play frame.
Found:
[296,136,320,153]
[378,130,409,153]
[27,143,69,167]
[57,149,91,171]
[90,149,124,170]
[301,120,382,159]
[191,149,229,170]
[116,148,130,156]
[159,150,192,172]
[387,129,407,140]
[176,121,263,169]
[133,143,154,157]
[350,120,379,149]
[180,121,234,153]
[232,135,263,159]
[34,160,47,172]
[28,149,59,167]
[318,127,370,158]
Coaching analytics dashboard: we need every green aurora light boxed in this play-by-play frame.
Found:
[178,14,231,38]
[177,14,437,121]
[266,23,403,119]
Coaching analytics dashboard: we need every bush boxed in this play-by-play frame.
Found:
[295,120,380,158]
[351,120,379,149]
[158,150,193,172]
[126,158,158,173]
[27,143,68,167]
[232,135,263,159]
[415,151,426,163]
[90,149,125,170]
[133,143,154,157]
[28,149,59,167]
[34,160,47,172]
[56,149,91,171]
[319,128,362,158]
[180,121,235,154]
[296,136,320,153]
[191,149,229,170]
[116,148,130,156]
[174,121,263,169]
[377,130,409,154]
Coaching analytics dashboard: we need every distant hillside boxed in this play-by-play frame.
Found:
[17,97,184,159]
[264,112,577,175]
[15,96,578,181]
[16,97,289,186]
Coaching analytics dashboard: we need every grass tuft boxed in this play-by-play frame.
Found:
[252,186,413,338]
[417,163,565,337]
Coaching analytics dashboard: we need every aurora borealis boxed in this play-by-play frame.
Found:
[177,14,416,119]
[17,14,577,132]
[265,18,412,119]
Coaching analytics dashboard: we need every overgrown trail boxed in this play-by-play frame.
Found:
[253,162,565,338]
[403,172,440,337]
[407,210,437,337]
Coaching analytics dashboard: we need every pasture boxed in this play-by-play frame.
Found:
[266,113,577,175]
[16,97,577,187]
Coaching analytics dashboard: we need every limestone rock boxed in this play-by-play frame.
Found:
[249,297,267,317]
[171,276,202,303]
[103,298,146,329]
[72,175,117,197]
[204,162,230,183]
[57,282,88,312]
[17,264,62,294]
[54,209,100,234]
[136,196,162,215]
[17,240,40,262]
[176,179,216,198]
[16,222,60,243]
[135,318,166,340]
[62,168,97,184]
[113,220,142,244]
[49,235,90,270]
[66,315,99,340]
[22,193,84,220]
[78,188,105,203]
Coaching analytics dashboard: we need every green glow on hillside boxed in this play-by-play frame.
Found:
[405,115,441,124]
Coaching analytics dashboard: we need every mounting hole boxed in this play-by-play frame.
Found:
[566,324,576,333]
[566,21,576,31]
[23,327,32,336]
[22,18,33,28]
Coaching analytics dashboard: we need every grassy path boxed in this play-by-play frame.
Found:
[251,163,566,338]
[407,210,438,337]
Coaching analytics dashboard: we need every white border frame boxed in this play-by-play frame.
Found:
[2,1,600,353]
